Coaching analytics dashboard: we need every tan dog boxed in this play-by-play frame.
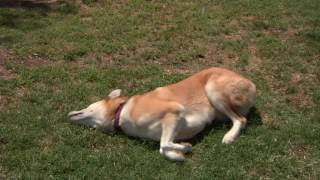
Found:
[68,67,256,161]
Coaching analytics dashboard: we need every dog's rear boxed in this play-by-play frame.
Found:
[204,68,256,144]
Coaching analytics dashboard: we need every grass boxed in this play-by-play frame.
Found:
[0,0,320,179]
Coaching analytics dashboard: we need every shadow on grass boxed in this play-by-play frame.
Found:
[0,0,79,14]
[0,2,51,33]
[0,1,58,45]
[0,0,79,33]
[0,0,56,10]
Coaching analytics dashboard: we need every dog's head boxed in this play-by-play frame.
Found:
[67,89,127,131]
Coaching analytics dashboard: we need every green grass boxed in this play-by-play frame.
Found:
[1,0,320,179]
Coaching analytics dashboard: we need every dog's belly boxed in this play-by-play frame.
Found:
[121,120,162,141]
[176,109,215,140]
[120,105,215,141]
[121,110,215,141]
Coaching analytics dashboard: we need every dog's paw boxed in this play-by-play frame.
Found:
[160,148,163,155]
[222,134,235,144]
[180,142,192,153]
[164,150,186,162]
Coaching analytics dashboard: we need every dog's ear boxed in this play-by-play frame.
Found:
[108,89,121,99]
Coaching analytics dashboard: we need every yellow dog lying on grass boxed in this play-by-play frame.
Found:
[68,67,256,161]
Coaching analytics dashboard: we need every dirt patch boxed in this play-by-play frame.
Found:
[263,26,302,42]
[0,166,7,180]
[246,45,262,71]
[260,111,280,129]
[224,20,247,41]
[0,95,16,112]
[248,164,271,179]
[224,34,242,41]
[0,64,12,80]
[39,135,56,153]
[223,52,240,66]
[164,65,191,75]
[224,31,246,41]
[289,73,313,109]
[81,52,114,66]
[127,78,153,90]
[18,55,53,67]
[79,3,96,18]
[0,49,15,80]
[289,144,309,160]
[291,73,303,84]
[184,45,243,72]
[0,49,10,63]
[291,90,312,109]
[98,53,113,65]
[16,87,27,98]
[0,49,53,80]
[0,87,27,111]
[280,26,303,42]
[241,16,255,22]
[262,71,313,110]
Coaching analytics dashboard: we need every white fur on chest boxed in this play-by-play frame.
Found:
[119,98,162,140]
[119,98,215,141]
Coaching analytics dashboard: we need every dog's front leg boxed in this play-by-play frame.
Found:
[159,113,191,161]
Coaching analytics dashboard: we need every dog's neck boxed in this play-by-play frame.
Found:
[113,102,126,131]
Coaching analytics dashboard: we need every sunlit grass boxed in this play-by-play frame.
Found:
[0,0,319,179]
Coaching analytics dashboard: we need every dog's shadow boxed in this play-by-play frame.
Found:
[119,107,262,151]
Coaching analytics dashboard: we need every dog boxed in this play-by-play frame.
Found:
[68,67,256,161]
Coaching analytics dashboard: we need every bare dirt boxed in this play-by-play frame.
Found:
[20,55,52,67]
[246,45,262,71]
[0,49,53,80]
[0,49,15,80]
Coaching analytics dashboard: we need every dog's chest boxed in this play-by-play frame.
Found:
[118,98,162,140]
[120,118,162,140]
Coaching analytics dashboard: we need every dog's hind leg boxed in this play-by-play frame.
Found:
[218,105,247,144]
[206,79,255,144]
[159,111,192,161]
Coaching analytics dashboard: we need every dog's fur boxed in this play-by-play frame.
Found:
[68,67,256,161]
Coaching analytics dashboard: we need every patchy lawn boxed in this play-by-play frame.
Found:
[0,0,320,179]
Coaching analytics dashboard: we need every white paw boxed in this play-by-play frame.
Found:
[164,150,186,161]
[222,134,235,144]
[181,142,192,153]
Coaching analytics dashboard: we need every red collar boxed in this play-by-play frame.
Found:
[114,103,126,131]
